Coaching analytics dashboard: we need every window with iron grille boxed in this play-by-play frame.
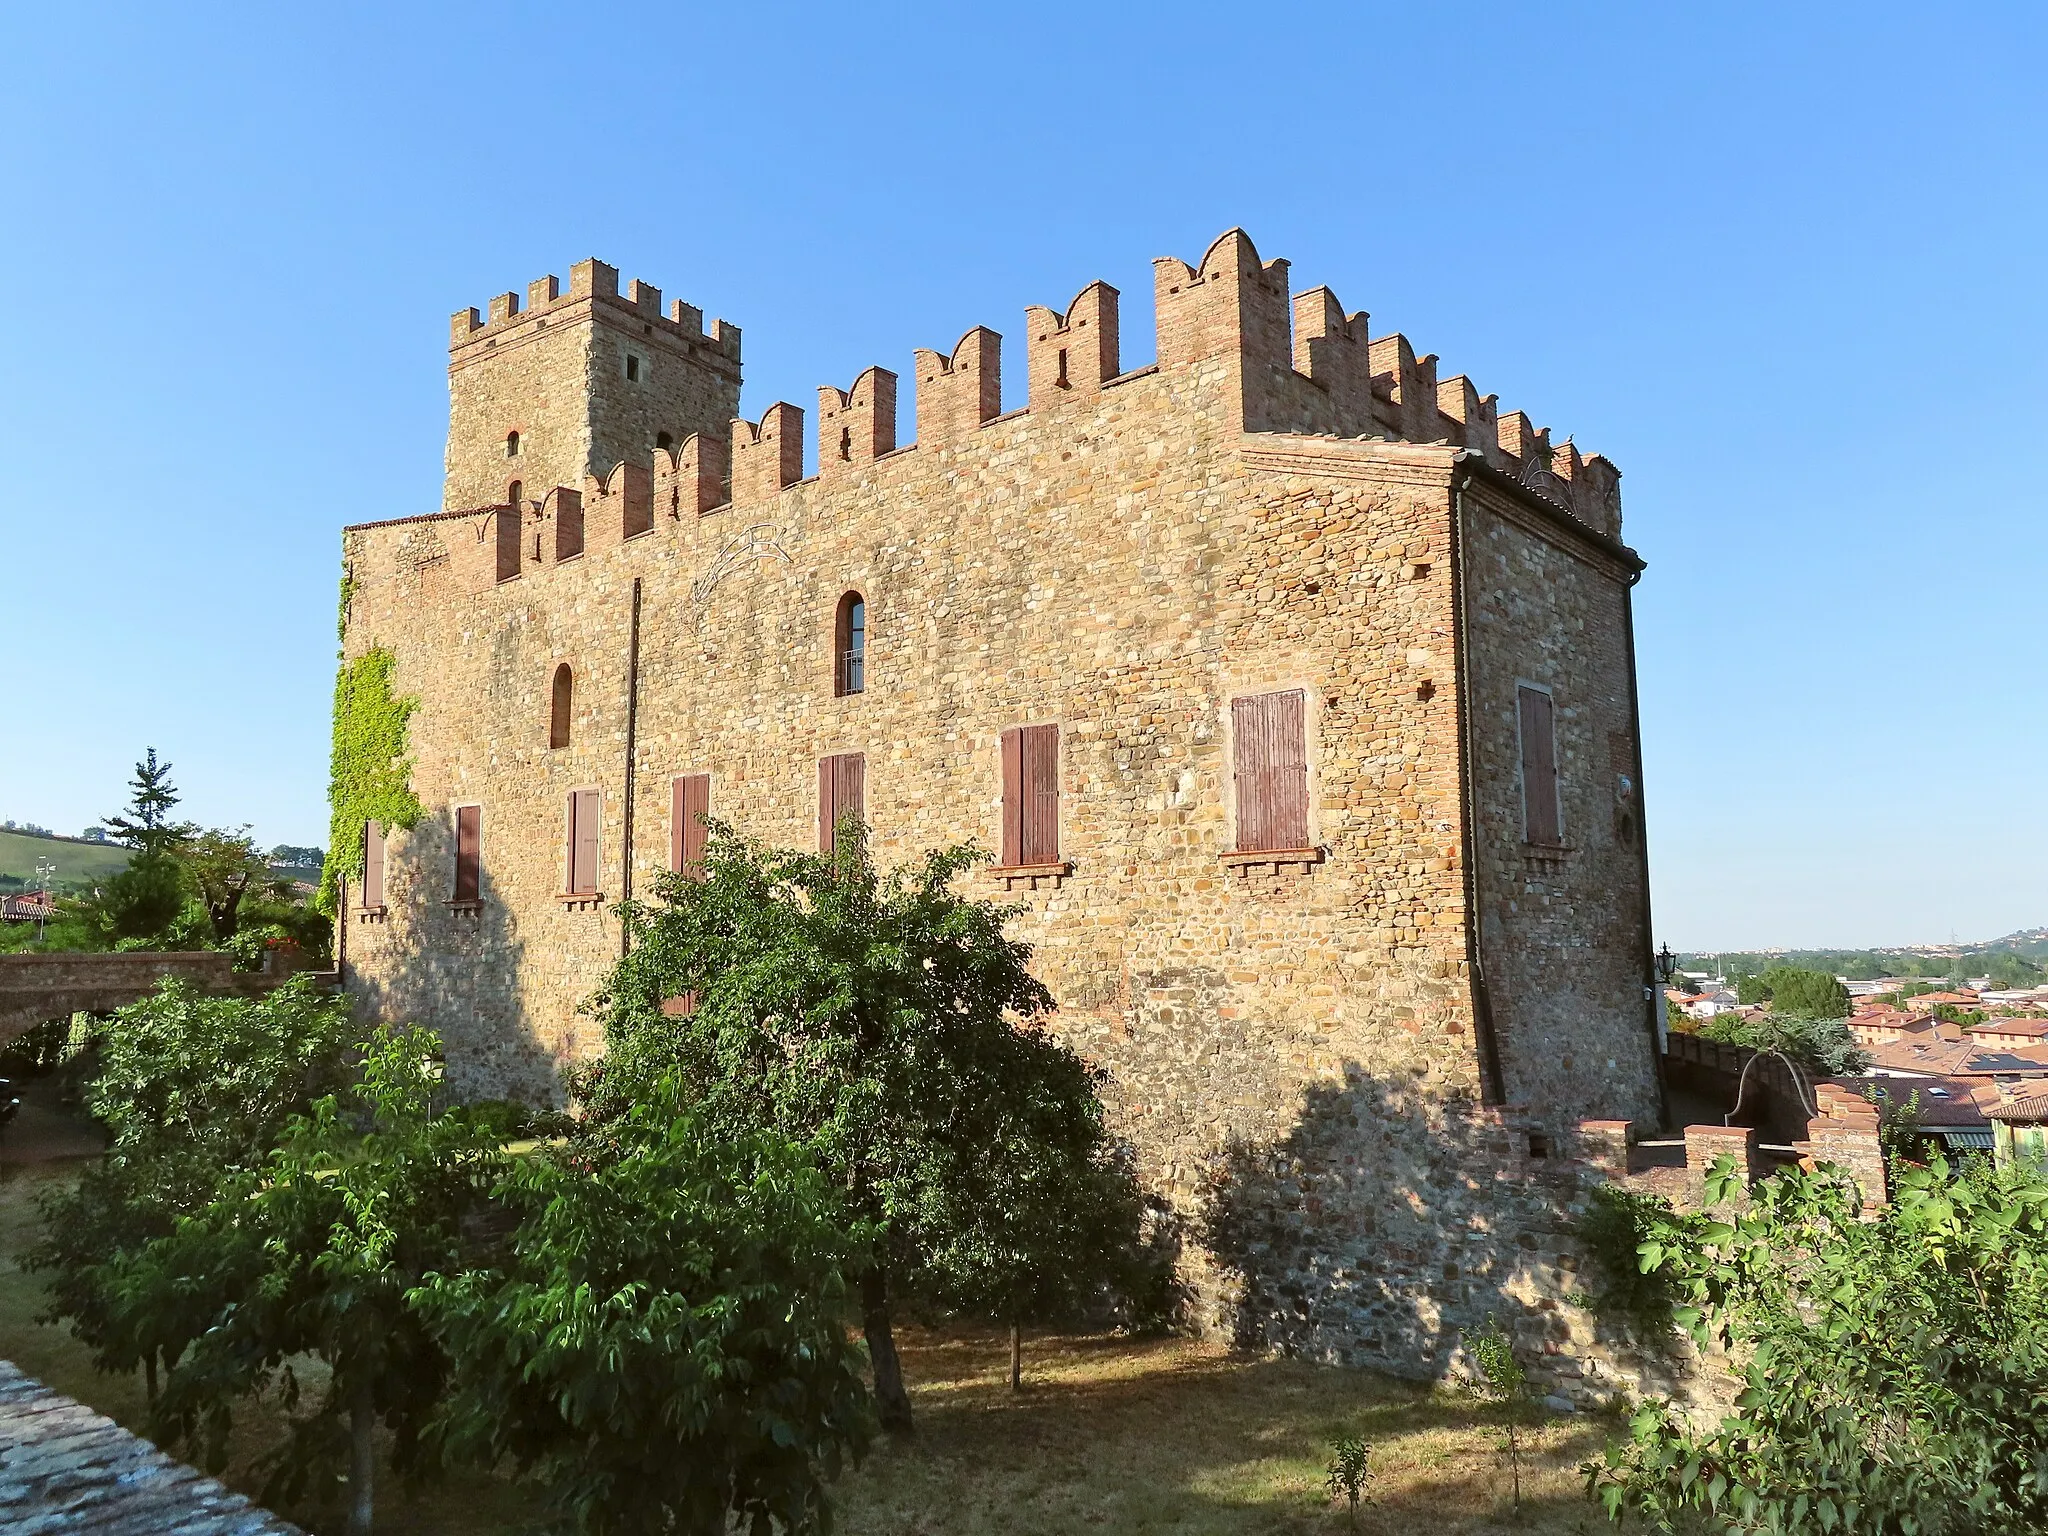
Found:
[1000,725,1060,866]
[1231,690,1310,853]
[834,591,865,696]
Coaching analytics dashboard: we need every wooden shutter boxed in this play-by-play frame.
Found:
[454,805,481,901]
[818,752,865,854]
[1518,684,1561,845]
[672,774,710,875]
[1000,729,1024,866]
[1232,690,1309,853]
[570,789,601,893]
[362,820,385,909]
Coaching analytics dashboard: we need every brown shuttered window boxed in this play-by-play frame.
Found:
[453,805,482,901]
[1000,724,1061,866]
[1232,690,1310,853]
[1517,684,1562,845]
[361,820,386,909]
[495,506,521,582]
[818,752,865,854]
[671,774,711,876]
[568,789,601,895]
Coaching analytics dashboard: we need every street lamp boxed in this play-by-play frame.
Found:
[1654,942,1678,985]
[33,858,55,943]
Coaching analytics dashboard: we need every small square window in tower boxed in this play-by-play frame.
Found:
[1000,725,1060,866]
[567,789,601,896]
[624,354,641,382]
[817,753,865,855]
[453,806,482,902]
[671,774,710,877]
[1517,684,1562,845]
[1231,690,1310,853]
[360,820,386,910]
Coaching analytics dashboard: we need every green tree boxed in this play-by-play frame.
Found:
[1469,1315,1533,1512]
[1758,965,1851,1019]
[1698,1010,1870,1075]
[104,747,195,857]
[1588,1155,2048,1533]
[177,825,282,944]
[415,1085,874,1536]
[1734,972,1772,1007]
[32,977,354,1398]
[581,818,1142,1432]
[104,1026,510,1536]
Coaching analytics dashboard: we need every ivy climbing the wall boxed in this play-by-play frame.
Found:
[319,646,424,915]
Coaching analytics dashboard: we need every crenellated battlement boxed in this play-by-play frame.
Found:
[434,228,1619,541]
[449,258,742,366]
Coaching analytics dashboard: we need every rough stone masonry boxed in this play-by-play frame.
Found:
[338,228,1666,1391]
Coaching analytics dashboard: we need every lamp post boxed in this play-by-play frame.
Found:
[33,858,54,943]
[1655,942,1678,986]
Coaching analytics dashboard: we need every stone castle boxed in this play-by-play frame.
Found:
[337,229,1665,1385]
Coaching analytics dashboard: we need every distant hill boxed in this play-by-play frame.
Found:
[0,829,132,892]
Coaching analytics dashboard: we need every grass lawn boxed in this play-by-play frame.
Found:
[0,828,130,890]
[1,1157,1644,1536]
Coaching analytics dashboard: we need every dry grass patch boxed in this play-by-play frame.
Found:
[4,1162,1641,1534]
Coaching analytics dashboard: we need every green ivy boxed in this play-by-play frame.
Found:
[318,646,423,915]
[336,566,357,644]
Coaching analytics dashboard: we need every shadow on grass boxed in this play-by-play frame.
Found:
[832,1325,1655,1536]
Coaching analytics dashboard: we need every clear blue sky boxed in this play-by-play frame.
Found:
[2,2,2041,950]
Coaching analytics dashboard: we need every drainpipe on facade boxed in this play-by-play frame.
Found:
[621,577,642,960]
[1450,460,1509,1107]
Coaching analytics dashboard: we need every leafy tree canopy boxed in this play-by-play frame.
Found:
[581,819,1144,1430]
[104,748,195,857]
[1589,1154,2048,1534]
[416,1084,874,1536]
[1697,1011,1870,1076]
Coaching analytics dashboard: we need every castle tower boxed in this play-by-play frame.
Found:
[444,259,743,514]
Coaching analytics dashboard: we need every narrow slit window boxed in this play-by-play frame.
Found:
[506,430,521,457]
[361,820,386,909]
[567,789,601,895]
[1231,690,1310,853]
[495,505,521,582]
[1517,684,1562,845]
[453,806,482,902]
[671,774,711,876]
[818,752,865,854]
[549,664,572,749]
[834,591,866,696]
[1000,725,1061,866]
[625,353,641,382]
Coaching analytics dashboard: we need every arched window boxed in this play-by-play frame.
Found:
[834,592,865,696]
[550,664,573,749]
[507,479,523,511]
[506,430,521,457]
[656,431,674,451]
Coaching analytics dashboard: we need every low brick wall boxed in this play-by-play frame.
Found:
[0,954,325,1046]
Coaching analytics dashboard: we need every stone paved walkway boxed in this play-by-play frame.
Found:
[0,1359,302,1533]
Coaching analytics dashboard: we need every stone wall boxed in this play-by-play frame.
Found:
[341,228,1661,1386]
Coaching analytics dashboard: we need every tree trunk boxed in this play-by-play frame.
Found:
[860,1267,914,1434]
[347,1377,375,1536]
[1009,1320,1022,1392]
[143,1354,157,1407]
